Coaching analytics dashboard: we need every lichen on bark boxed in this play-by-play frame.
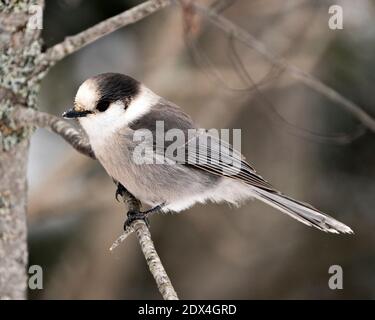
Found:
[0,38,42,151]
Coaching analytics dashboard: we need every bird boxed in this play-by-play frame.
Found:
[63,72,353,234]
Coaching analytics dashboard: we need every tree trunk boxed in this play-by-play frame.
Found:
[0,0,43,299]
[0,140,29,299]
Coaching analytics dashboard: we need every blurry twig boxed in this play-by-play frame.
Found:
[34,0,172,76]
[181,2,367,143]
[189,2,375,133]
[211,0,239,13]
[13,106,178,300]
[182,1,280,92]
[226,33,367,145]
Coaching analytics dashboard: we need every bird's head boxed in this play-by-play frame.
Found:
[63,73,158,139]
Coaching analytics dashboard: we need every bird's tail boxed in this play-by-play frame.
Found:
[252,188,353,234]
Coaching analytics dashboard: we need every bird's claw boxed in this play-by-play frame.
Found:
[115,183,127,202]
[123,203,165,230]
[115,189,121,202]
[124,211,150,230]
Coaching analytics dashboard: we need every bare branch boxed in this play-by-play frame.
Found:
[12,107,95,159]
[110,186,178,300]
[133,220,179,300]
[191,2,375,133]
[110,221,178,300]
[39,0,172,68]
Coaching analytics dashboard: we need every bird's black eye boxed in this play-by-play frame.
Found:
[96,100,110,112]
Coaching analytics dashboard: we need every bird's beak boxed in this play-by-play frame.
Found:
[62,108,92,119]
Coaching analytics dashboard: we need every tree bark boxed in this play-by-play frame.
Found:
[0,140,29,299]
[0,0,44,299]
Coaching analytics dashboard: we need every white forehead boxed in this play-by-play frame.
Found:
[75,79,99,110]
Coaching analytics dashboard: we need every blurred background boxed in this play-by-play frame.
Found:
[27,0,375,299]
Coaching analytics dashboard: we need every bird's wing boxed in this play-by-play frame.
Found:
[128,98,274,191]
[173,131,275,191]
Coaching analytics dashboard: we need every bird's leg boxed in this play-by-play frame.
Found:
[114,180,165,230]
[124,203,165,230]
[113,180,143,226]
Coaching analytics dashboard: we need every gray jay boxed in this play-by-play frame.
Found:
[63,73,352,234]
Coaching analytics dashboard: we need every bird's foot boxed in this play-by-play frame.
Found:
[123,203,165,230]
